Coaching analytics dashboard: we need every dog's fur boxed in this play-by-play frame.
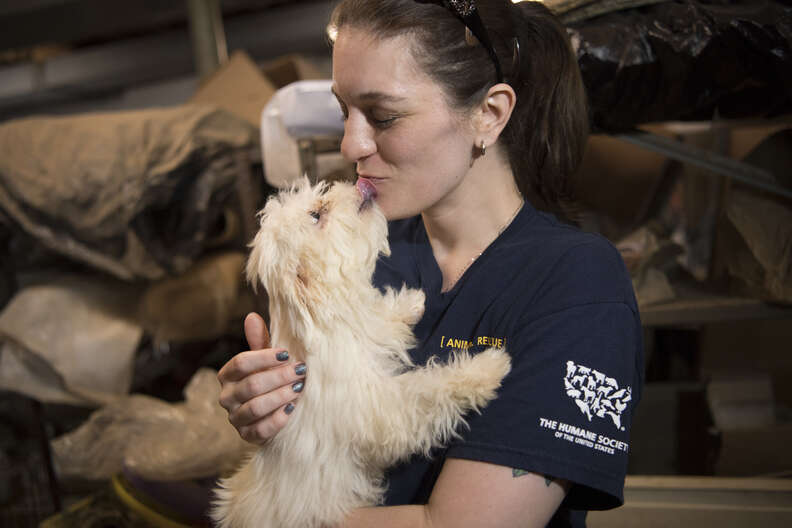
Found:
[212,180,511,528]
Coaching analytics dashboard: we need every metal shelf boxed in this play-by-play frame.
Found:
[640,294,792,327]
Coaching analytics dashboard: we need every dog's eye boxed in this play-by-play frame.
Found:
[309,210,321,224]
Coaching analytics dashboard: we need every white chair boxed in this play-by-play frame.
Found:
[260,79,347,187]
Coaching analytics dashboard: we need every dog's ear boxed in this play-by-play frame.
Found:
[378,235,391,258]
[376,210,391,258]
[294,256,326,312]
[245,227,265,293]
[296,262,310,291]
[245,205,281,293]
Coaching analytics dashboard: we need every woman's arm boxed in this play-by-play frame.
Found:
[342,457,569,528]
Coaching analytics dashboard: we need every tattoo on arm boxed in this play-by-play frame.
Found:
[511,468,555,487]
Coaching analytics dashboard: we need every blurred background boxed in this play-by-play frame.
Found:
[0,0,791,526]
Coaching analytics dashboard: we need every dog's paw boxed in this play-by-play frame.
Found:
[451,348,512,409]
[400,287,425,325]
[383,285,425,325]
[471,347,512,384]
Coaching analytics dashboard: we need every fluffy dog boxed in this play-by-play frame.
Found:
[212,179,511,528]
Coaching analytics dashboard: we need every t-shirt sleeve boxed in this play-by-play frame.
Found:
[445,240,643,511]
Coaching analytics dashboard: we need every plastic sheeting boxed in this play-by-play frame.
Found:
[615,223,684,306]
[570,0,792,131]
[715,128,792,303]
[722,188,792,302]
[0,275,142,406]
[51,368,251,482]
[0,105,257,280]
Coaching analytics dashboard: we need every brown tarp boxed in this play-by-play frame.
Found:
[51,368,250,482]
[0,104,257,280]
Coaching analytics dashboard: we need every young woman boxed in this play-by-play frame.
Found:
[217,1,643,526]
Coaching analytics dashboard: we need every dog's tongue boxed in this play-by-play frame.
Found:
[356,178,377,205]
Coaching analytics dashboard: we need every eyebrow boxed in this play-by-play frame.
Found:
[331,86,406,104]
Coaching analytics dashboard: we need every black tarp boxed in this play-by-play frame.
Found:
[569,0,792,130]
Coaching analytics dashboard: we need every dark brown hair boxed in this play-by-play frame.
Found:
[330,0,588,218]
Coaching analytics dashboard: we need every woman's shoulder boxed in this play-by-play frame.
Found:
[499,210,638,317]
[514,209,616,257]
[506,208,626,274]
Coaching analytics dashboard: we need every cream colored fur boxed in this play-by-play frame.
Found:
[212,179,511,528]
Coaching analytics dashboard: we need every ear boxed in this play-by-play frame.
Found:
[475,82,516,146]
[296,261,310,291]
[245,227,266,292]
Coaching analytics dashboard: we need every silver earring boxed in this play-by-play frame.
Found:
[480,140,486,156]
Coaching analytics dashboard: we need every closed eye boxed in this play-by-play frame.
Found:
[368,113,398,129]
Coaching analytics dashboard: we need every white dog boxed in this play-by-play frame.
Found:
[212,180,511,528]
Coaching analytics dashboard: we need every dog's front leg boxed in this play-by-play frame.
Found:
[381,286,425,326]
[369,348,511,467]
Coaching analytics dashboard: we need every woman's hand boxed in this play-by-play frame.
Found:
[218,312,306,445]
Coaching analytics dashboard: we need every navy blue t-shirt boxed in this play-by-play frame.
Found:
[372,202,643,527]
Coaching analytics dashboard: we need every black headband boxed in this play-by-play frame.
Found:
[417,0,504,84]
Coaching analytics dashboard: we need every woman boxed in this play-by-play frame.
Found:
[218,1,643,526]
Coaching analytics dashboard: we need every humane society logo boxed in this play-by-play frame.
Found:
[536,360,632,456]
[563,360,631,431]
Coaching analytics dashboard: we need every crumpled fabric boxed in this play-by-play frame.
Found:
[723,189,792,303]
[0,104,257,280]
[616,223,684,306]
[51,368,252,482]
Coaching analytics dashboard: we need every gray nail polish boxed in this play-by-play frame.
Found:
[276,350,289,361]
[284,402,295,415]
[295,363,306,376]
[292,381,304,393]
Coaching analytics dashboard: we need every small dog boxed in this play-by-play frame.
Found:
[212,180,511,528]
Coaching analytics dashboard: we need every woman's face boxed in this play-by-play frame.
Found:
[332,27,477,220]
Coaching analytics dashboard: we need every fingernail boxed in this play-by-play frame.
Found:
[284,402,295,415]
[292,381,304,393]
[276,350,289,361]
[294,363,306,376]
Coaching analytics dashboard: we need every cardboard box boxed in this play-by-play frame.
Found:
[261,53,325,89]
[189,50,277,127]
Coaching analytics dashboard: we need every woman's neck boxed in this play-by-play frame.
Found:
[422,151,523,291]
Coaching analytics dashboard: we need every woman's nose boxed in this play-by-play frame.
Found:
[340,113,376,163]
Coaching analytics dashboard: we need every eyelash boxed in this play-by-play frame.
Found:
[336,101,398,129]
[371,115,397,129]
